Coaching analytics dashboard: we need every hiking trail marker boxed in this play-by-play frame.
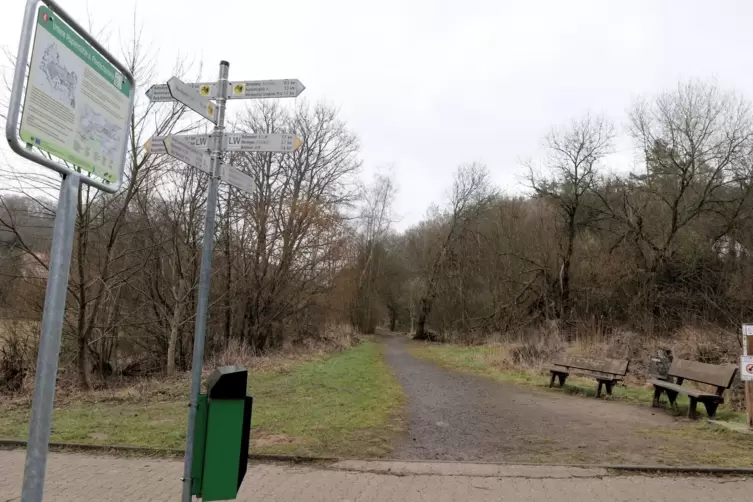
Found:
[147,62,304,502]
[147,132,302,155]
[5,2,135,502]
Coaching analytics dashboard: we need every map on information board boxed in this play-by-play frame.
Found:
[18,7,132,184]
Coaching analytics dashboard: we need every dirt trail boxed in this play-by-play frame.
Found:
[381,333,706,465]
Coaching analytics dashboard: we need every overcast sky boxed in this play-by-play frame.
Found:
[2,0,753,229]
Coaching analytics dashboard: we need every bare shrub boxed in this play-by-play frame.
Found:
[0,321,38,394]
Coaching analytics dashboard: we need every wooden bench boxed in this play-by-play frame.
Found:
[544,355,630,398]
[649,359,737,419]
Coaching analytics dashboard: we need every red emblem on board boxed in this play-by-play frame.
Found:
[42,13,49,22]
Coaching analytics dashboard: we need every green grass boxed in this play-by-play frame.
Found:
[0,342,405,457]
[639,422,753,467]
[408,343,746,422]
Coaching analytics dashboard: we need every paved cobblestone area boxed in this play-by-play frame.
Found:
[1,450,751,501]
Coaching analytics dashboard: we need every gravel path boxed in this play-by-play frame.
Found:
[382,333,703,465]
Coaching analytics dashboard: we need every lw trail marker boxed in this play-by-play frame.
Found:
[148,132,302,155]
[5,2,135,502]
[162,135,211,174]
[147,62,304,502]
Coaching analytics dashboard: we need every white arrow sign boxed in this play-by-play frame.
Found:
[221,164,255,193]
[167,77,217,123]
[146,79,305,102]
[146,134,213,155]
[228,133,303,153]
[162,136,211,174]
[147,133,302,154]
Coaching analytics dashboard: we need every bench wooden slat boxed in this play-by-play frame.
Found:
[667,359,737,389]
[571,369,622,382]
[551,355,629,377]
[542,364,568,373]
[648,379,722,401]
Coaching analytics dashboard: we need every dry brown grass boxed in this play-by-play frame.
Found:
[3,323,361,408]
[436,322,745,410]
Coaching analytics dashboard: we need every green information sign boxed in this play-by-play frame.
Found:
[19,7,132,184]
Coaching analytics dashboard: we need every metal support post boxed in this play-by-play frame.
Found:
[21,173,81,502]
[182,60,229,502]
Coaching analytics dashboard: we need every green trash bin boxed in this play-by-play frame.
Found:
[191,365,253,501]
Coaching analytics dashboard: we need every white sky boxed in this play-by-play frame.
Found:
[2,0,753,229]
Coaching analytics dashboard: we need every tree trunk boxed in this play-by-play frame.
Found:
[560,213,575,318]
[77,334,93,390]
[414,298,432,340]
[166,279,186,377]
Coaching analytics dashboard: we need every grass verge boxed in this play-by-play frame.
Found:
[0,342,404,457]
[407,343,746,422]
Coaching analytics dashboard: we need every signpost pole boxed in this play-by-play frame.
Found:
[21,173,81,502]
[746,335,753,430]
[182,60,229,502]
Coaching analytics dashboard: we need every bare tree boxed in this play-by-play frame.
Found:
[527,113,614,318]
[414,162,493,340]
[351,171,397,333]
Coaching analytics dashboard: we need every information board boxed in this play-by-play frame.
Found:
[19,7,131,184]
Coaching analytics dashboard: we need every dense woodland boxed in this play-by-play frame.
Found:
[1,39,752,392]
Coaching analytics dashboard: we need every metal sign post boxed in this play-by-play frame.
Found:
[148,64,304,501]
[742,324,753,430]
[5,2,135,501]
[181,59,228,502]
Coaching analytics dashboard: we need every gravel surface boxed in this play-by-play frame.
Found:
[382,333,707,465]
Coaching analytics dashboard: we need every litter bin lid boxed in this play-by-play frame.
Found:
[207,365,248,399]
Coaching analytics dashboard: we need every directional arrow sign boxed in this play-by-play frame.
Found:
[146,134,213,155]
[227,133,303,153]
[163,135,211,174]
[221,164,255,193]
[146,79,305,102]
[147,133,302,154]
[167,77,217,123]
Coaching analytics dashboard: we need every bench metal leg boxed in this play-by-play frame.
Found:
[549,373,556,388]
[688,397,699,420]
[666,390,678,409]
[596,381,603,398]
[604,381,613,396]
[652,386,663,407]
[704,401,719,418]
[557,374,566,387]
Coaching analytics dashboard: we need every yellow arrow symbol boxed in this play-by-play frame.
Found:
[144,138,152,154]
[293,135,302,151]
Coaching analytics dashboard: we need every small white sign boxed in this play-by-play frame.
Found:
[744,324,753,338]
[147,134,212,155]
[146,79,305,102]
[148,133,302,154]
[229,133,302,153]
[167,77,217,123]
[741,355,753,382]
[221,164,255,193]
[163,136,211,174]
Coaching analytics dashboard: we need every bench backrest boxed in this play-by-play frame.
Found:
[552,354,629,376]
[668,359,737,389]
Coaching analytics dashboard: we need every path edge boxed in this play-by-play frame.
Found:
[2,438,753,475]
